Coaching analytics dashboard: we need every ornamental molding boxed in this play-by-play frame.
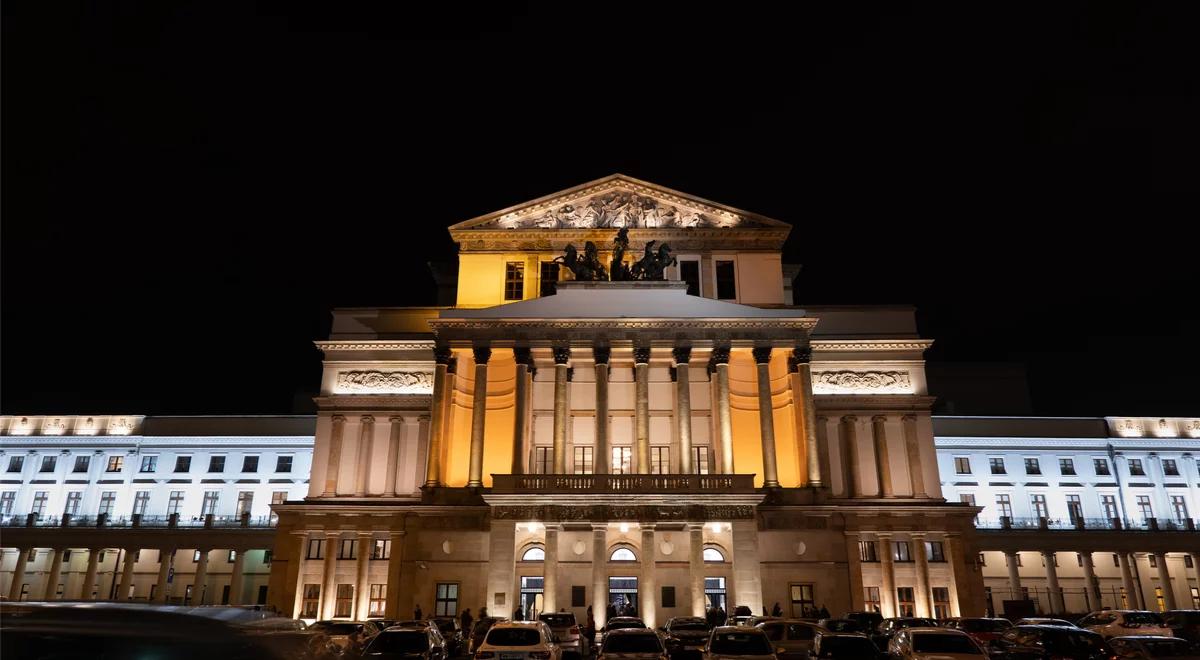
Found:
[430,319,818,331]
[490,504,757,522]
[812,371,912,394]
[335,371,434,394]
[810,340,934,352]
[314,395,433,411]
[315,341,435,352]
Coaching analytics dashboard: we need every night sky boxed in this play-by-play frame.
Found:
[3,3,1197,417]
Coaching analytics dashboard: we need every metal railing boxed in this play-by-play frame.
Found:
[976,515,1197,532]
[1,512,276,529]
[490,473,757,494]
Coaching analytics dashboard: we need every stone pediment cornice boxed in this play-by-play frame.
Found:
[811,340,934,353]
[429,318,818,332]
[315,340,435,353]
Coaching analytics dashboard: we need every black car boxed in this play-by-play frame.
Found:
[988,625,1111,660]
[811,632,885,659]
[659,617,712,659]
[871,618,937,650]
[843,612,883,635]
[429,616,465,655]
[1162,610,1200,646]
[362,626,448,660]
[816,619,863,634]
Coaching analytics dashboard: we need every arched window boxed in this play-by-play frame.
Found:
[610,547,637,562]
[521,546,545,561]
[703,547,725,562]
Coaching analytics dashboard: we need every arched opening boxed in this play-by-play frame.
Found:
[521,546,545,561]
[610,547,637,562]
[703,547,726,562]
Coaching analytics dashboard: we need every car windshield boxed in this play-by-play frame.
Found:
[821,620,860,633]
[818,637,877,657]
[310,622,363,636]
[433,620,457,633]
[709,631,772,655]
[539,614,576,627]
[608,620,645,630]
[669,622,709,632]
[897,619,937,629]
[1123,612,1164,625]
[486,628,542,646]
[603,634,663,653]
[369,631,428,653]
[959,620,1010,633]
[911,634,981,654]
[1044,631,1105,653]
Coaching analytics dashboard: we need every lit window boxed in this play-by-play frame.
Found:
[650,447,669,475]
[435,582,458,617]
[858,541,878,563]
[335,584,354,618]
[995,494,1012,520]
[893,541,912,562]
[504,262,524,301]
[611,447,632,475]
[573,447,593,475]
[371,539,391,560]
[693,447,711,475]
[896,587,915,617]
[105,456,123,472]
[301,584,321,618]
[954,457,971,475]
[235,491,254,518]
[534,447,552,475]
[927,541,946,562]
[610,548,637,562]
[522,547,545,561]
[369,584,387,617]
[1031,494,1048,519]
[97,491,116,517]
[140,456,158,473]
[201,491,219,516]
[703,547,725,562]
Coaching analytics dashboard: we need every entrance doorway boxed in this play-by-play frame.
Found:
[520,576,544,620]
[608,576,638,618]
[704,577,727,612]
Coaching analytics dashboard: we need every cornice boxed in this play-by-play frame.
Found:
[429,318,819,331]
[811,340,934,352]
[314,395,433,412]
[315,340,435,352]
[814,395,937,412]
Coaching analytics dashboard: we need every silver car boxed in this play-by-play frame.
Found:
[756,619,827,660]
[539,612,588,658]
[703,626,777,660]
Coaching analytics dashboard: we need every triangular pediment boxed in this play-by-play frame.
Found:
[450,174,790,232]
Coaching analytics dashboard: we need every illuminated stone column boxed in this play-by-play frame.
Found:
[1119,553,1138,609]
[468,346,491,488]
[640,525,657,627]
[844,534,865,611]
[7,548,29,601]
[634,347,651,474]
[192,549,210,605]
[731,520,763,620]
[292,532,308,618]
[789,347,823,487]
[902,415,927,498]
[543,525,559,613]
[710,347,734,474]
[689,523,705,616]
[752,347,780,488]
[1081,552,1102,609]
[1004,551,1022,601]
[384,530,407,619]
[552,347,570,474]
[43,547,65,600]
[384,416,403,497]
[878,534,897,617]
[229,548,246,606]
[512,348,535,475]
[674,347,694,474]
[322,414,346,496]
[872,415,893,497]
[594,347,611,475]
[944,534,967,616]
[425,347,454,488]
[80,547,101,600]
[321,533,339,618]
[354,532,372,618]
[1192,552,1200,590]
[117,548,137,601]
[841,416,860,497]
[354,415,375,497]
[1154,552,1177,610]
[913,534,931,617]
[1043,551,1063,614]
[155,548,173,603]
[592,525,608,630]
[485,520,517,619]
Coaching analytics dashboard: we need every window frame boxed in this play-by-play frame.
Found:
[954,457,971,475]
[275,455,293,473]
[241,456,259,473]
[504,261,525,301]
[105,455,123,473]
[1058,458,1075,475]
[989,457,1006,475]
[72,455,91,473]
[1024,457,1041,475]
[435,582,459,617]
[207,455,226,473]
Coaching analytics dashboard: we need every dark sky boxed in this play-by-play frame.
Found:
[3,2,1197,417]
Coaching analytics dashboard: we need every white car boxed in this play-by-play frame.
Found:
[888,627,985,659]
[1077,611,1173,639]
[703,626,777,660]
[475,621,562,660]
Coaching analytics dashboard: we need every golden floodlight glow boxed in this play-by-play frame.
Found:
[11,417,33,436]
[618,523,630,533]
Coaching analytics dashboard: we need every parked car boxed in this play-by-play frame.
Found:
[539,612,588,658]
[1161,611,1200,646]
[702,626,777,660]
[370,619,403,631]
[989,625,1111,660]
[468,617,507,655]
[1013,618,1077,628]
[245,629,342,660]
[816,618,863,634]
[604,617,648,632]
[943,618,1014,646]
[745,616,781,629]
[659,616,712,658]
[887,627,985,659]
[430,616,466,655]
[756,619,828,660]
[726,607,756,627]
[309,620,382,655]
[872,618,938,650]
[598,628,665,660]
[1078,611,1173,639]
[843,611,883,634]
[363,625,449,660]
[811,632,885,659]
[474,621,561,660]
[1107,635,1199,659]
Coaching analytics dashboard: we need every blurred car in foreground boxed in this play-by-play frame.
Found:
[1106,635,1199,659]
[943,618,1014,646]
[539,612,588,658]
[659,616,711,659]
[872,617,939,649]
[703,626,776,660]
[309,620,382,655]
[756,619,827,660]
[887,627,985,659]
[468,617,507,655]
[1013,618,1077,628]
[816,618,863,634]
[1078,611,1173,639]
[598,628,665,660]
[362,625,449,660]
[989,625,1111,660]
[1162,611,1200,646]
[430,616,465,655]
[811,631,885,659]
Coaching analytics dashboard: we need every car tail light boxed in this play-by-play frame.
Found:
[530,652,551,659]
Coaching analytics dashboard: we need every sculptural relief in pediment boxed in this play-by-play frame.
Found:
[489,187,754,230]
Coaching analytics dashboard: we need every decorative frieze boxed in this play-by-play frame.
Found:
[491,504,756,522]
[812,371,912,394]
[334,371,434,394]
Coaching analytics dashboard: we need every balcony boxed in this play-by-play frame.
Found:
[1,512,277,529]
[976,516,1198,532]
[490,473,757,494]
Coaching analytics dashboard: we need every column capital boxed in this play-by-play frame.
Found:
[434,345,455,366]
[388,415,404,424]
[639,523,657,532]
[356,530,375,539]
[787,346,812,372]
[708,345,731,371]
[672,346,692,365]
[593,346,611,365]
[331,414,346,423]
[910,532,927,540]
[633,347,651,365]
[751,346,773,364]
[872,414,888,423]
[514,346,535,367]
[473,346,492,365]
[901,414,918,423]
[324,530,343,539]
[543,523,562,533]
[841,415,858,424]
[553,346,571,365]
[591,523,608,533]
[360,415,375,424]
[686,522,706,532]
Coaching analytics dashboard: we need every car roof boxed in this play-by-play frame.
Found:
[606,628,658,635]
[669,617,706,623]
[758,619,824,626]
[712,625,767,633]
[385,626,432,632]
[905,627,969,635]
[491,621,543,628]
[1111,636,1184,641]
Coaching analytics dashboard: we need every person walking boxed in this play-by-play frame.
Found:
[480,606,489,619]
[415,604,423,620]
[515,604,525,621]
[461,608,473,635]
[770,602,782,617]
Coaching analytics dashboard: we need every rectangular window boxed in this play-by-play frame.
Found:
[954,457,971,474]
[896,587,915,617]
[1101,494,1119,520]
[573,446,593,474]
[504,262,524,301]
[98,491,116,516]
[1155,587,1166,612]
[789,583,815,618]
[275,456,293,473]
[72,456,90,473]
[371,539,391,560]
[859,541,878,562]
[167,491,185,516]
[1024,458,1041,475]
[932,587,951,620]
[132,491,150,516]
[534,447,552,474]
[228,550,237,563]
[174,456,192,473]
[680,260,700,296]
[715,260,737,300]
[572,585,586,607]
[989,458,1006,475]
[334,584,354,618]
[241,456,259,473]
[201,491,219,516]
[339,539,356,560]
[893,541,912,562]
[208,456,225,473]
[263,550,273,565]
[1031,494,1049,519]
[40,456,57,473]
[1149,554,1158,568]
[307,539,325,560]
[661,586,676,608]
[1137,495,1153,521]
[1129,459,1145,476]
[693,446,710,475]
[864,586,881,613]
[1162,459,1179,476]
[996,494,1012,520]
[1192,587,1200,609]
[611,447,632,475]
[7,456,24,473]
[369,584,387,617]
[270,491,287,524]
[1059,458,1075,475]
[105,456,123,472]
[1170,496,1189,522]
[1066,495,1083,524]
[1094,458,1110,475]
[1113,553,1121,567]
[64,491,82,516]
[539,262,559,297]
[650,447,669,475]
[435,582,459,617]
[927,541,946,562]
[140,456,157,473]
[0,492,15,516]
[235,491,254,518]
[302,584,321,618]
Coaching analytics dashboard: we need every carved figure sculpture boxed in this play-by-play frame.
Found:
[630,240,677,281]
[610,228,632,281]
